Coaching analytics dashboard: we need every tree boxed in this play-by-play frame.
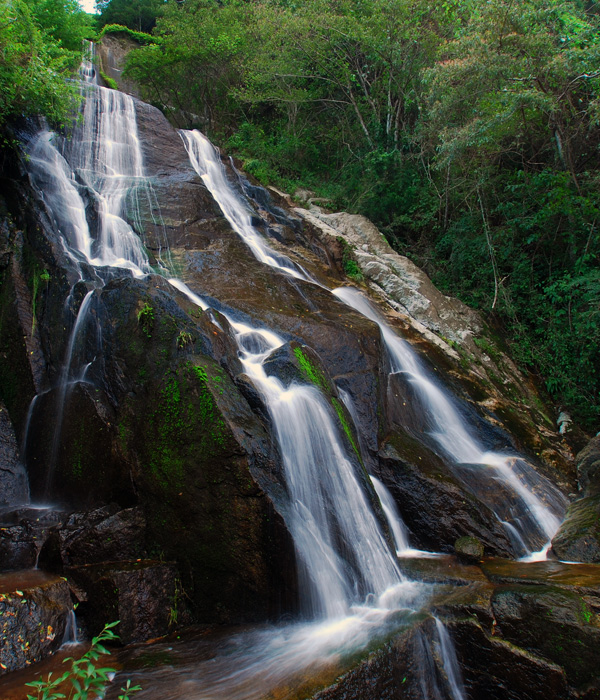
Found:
[96,0,165,33]
[0,0,83,128]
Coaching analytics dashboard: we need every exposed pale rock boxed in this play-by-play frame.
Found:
[294,209,481,345]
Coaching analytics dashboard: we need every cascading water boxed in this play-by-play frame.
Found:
[23,42,167,497]
[230,319,404,617]
[20,55,440,700]
[180,126,566,560]
[16,42,575,695]
[434,617,467,700]
[180,130,314,283]
[332,286,567,557]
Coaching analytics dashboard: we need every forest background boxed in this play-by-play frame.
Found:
[1,0,599,428]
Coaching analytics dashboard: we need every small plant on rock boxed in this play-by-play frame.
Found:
[137,303,154,338]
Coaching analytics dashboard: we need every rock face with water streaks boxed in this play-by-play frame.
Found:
[0,400,27,505]
[552,436,600,562]
[312,556,600,700]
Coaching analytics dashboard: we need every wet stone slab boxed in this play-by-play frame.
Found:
[0,571,72,675]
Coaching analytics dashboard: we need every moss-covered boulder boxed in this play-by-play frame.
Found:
[455,536,484,563]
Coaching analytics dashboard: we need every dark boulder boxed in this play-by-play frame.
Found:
[0,524,38,571]
[0,507,66,571]
[38,506,147,572]
[376,438,515,557]
[455,536,484,564]
[0,570,72,675]
[66,560,178,644]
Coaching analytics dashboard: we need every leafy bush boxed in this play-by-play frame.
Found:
[98,23,158,46]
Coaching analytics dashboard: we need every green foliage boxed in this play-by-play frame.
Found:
[28,0,596,425]
[25,621,141,700]
[99,69,118,90]
[293,346,329,392]
[124,0,248,131]
[96,0,163,34]
[97,23,158,46]
[331,396,362,462]
[338,238,364,282]
[176,330,193,349]
[168,578,184,627]
[0,0,86,128]
[137,303,154,338]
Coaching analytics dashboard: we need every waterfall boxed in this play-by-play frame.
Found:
[332,286,566,556]
[167,282,405,618]
[27,44,157,279]
[17,52,574,697]
[45,289,95,495]
[25,62,412,620]
[23,42,169,497]
[434,618,467,700]
[370,475,411,553]
[61,609,80,647]
[180,130,313,283]
[180,127,566,559]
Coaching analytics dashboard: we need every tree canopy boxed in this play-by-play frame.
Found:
[0,0,93,128]
[123,0,600,425]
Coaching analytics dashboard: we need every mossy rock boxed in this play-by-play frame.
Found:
[491,584,600,688]
[455,536,484,563]
[551,495,600,563]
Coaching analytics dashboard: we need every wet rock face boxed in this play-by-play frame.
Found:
[312,619,453,700]
[97,33,141,98]
[38,506,147,571]
[0,507,66,571]
[66,560,178,645]
[577,436,600,495]
[312,556,600,700]
[377,440,515,557]
[491,585,600,688]
[0,571,72,675]
[450,618,570,700]
[0,525,38,571]
[0,401,28,505]
[552,436,600,562]
[551,496,600,563]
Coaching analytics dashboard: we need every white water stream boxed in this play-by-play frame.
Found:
[332,286,566,557]
[181,130,314,283]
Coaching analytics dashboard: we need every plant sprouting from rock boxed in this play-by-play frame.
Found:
[137,302,154,338]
